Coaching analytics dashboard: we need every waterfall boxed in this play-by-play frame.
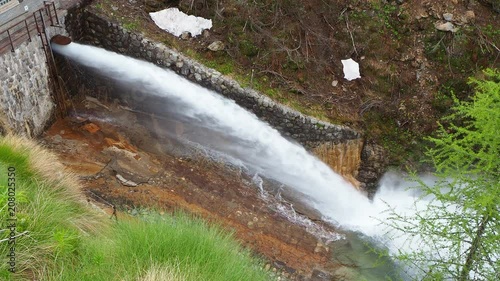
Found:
[51,43,434,267]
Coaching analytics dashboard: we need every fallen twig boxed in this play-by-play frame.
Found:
[345,13,358,57]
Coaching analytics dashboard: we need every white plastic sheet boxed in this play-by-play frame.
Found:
[149,8,212,37]
[341,59,361,81]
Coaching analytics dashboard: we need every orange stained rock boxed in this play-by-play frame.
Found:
[312,139,364,189]
[81,122,101,134]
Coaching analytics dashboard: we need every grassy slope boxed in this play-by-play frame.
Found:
[0,135,270,281]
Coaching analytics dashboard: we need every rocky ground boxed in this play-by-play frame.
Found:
[40,98,378,280]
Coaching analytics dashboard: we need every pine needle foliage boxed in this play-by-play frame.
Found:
[386,69,499,280]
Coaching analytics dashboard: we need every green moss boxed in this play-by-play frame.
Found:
[370,1,402,40]
[264,88,279,98]
[203,57,235,75]
[363,110,424,166]
[216,61,235,75]
[424,26,496,76]
[122,20,139,31]
[481,24,500,43]
[431,90,454,113]
[239,39,259,57]
[282,58,304,71]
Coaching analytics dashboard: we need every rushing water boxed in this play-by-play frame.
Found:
[52,43,438,277]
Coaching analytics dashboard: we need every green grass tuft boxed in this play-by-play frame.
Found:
[0,135,271,281]
[53,211,270,281]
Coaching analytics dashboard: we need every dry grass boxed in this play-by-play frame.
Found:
[0,134,106,236]
[140,263,188,281]
[0,134,107,279]
[0,134,81,195]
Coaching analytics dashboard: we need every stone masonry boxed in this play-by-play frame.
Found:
[0,37,54,136]
[62,8,386,189]
[67,11,361,146]
[0,1,68,137]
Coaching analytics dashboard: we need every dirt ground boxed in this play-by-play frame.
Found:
[41,98,359,280]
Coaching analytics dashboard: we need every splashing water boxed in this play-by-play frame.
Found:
[51,43,438,266]
[52,43,373,219]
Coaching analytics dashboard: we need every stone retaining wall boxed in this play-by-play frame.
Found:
[63,9,386,190]
[0,2,68,137]
[67,11,361,146]
[0,28,60,137]
[0,37,53,136]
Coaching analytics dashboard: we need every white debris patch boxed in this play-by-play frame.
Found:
[149,8,212,37]
[341,58,361,81]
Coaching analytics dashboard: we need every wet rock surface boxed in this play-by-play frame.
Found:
[357,143,389,195]
[41,99,363,280]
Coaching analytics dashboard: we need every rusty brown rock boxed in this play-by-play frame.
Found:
[81,122,100,134]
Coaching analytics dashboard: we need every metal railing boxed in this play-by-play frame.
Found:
[0,1,59,54]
